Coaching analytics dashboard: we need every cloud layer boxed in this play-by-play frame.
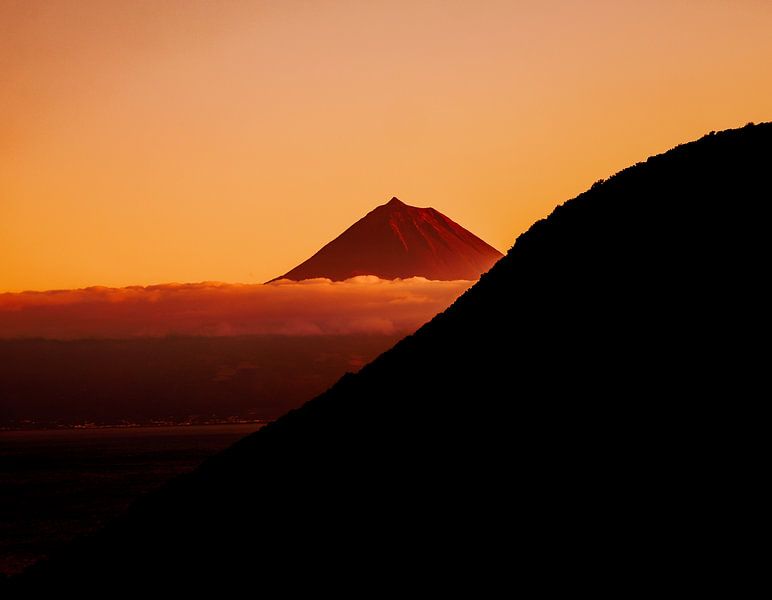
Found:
[0,277,473,339]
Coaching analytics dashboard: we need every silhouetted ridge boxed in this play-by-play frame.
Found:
[13,123,770,593]
[270,196,503,281]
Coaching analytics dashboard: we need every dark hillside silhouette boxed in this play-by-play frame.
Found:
[11,123,770,592]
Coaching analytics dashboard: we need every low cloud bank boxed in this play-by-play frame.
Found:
[0,277,473,339]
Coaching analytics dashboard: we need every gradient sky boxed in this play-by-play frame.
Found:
[2,0,771,292]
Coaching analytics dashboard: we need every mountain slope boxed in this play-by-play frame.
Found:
[13,123,769,592]
[272,197,503,281]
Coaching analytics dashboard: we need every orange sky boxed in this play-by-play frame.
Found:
[2,0,771,292]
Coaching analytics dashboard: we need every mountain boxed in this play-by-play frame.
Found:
[271,197,503,281]
[11,123,769,593]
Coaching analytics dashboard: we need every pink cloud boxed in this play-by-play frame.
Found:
[0,277,472,339]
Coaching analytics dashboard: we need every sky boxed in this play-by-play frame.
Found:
[2,0,771,292]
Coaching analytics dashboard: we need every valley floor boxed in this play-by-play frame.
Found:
[0,423,260,576]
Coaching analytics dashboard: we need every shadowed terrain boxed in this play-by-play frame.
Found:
[10,123,769,592]
[0,424,260,576]
[0,334,403,428]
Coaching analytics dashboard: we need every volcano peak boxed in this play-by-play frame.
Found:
[271,197,502,282]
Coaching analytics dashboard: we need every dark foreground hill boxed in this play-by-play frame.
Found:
[11,123,769,592]
[271,197,503,281]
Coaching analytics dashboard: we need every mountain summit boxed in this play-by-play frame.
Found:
[271,197,503,282]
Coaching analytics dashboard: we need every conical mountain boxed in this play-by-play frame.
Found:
[12,123,769,593]
[272,197,503,281]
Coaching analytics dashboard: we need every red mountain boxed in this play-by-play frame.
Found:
[272,197,503,282]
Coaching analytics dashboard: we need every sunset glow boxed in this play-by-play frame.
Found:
[3,1,772,291]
